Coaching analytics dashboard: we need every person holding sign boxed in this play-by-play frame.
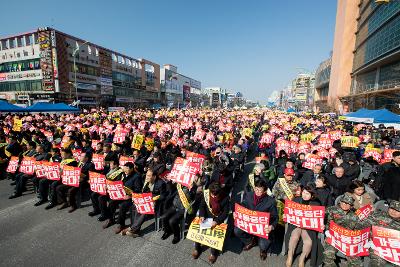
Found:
[122,169,166,237]
[323,194,362,266]
[272,168,300,201]
[192,182,229,264]
[234,179,277,261]
[366,200,400,266]
[284,186,323,267]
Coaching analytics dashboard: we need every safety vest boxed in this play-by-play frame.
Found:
[177,184,192,214]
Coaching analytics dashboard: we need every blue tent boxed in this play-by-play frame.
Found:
[345,108,400,124]
[287,107,295,113]
[26,102,79,112]
[0,100,26,112]
[344,108,370,118]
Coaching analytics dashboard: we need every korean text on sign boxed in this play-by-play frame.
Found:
[89,172,107,195]
[284,200,325,232]
[187,217,228,251]
[106,180,129,200]
[326,221,370,257]
[372,226,400,266]
[6,156,19,173]
[233,203,270,239]
[132,193,155,215]
[61,166,81,187]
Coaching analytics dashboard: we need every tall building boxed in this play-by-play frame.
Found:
[314,57,332,112]
[0,27,160,107]
[291,73,315,111]
[203,87,228,108]
[159,64,201,108]
[343,0,400,112]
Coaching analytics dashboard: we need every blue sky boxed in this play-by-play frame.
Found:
[0,0,337,102]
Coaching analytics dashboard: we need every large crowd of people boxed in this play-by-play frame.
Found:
[2,108,400,266]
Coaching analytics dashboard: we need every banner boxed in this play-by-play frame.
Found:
[326,221,370,257]
[301,133,314,142]
[61,165,81,187]
[233,203,270,239]
[372,226,400,266]
[145,137,154,151]
[34,161,47,178]
[302,154,323,170]
[169,157,200,188]
[119,156,134,167]
[132,193,155,215]
[106,180,129,200]
[318,138,333,149]
[93,154,105,171]
[6,156,19,173]
[381,149,398,164]
[187,217,228,251]
[186,151,206,166]
[277,200,285,226]
[363,148,382,162]
[43,161,61,181]
[91,140,100,150]
[131,134,144,150]
[19,156,36,175]
[13,118,22,132]
[89,172,107,195]
[284,200,325,232]
[341,136,360,148]
[72,149,82,162]
[355,204,373,221]
[113,130,128,144]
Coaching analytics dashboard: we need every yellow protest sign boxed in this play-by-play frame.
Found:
[276,200,285,226]
[341,136,360,148]
[13,118,22,132]
[131,134,144,150]
[145,137,154,151]
[114,117,120,124]
[300,133,313,142]
[243,128,253,137]
[187,217,227,251]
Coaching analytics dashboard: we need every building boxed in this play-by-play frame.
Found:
[314,57,332,112]
[159,64,201,108]
[291,73,315,111]
[342,0,400,113]
[0,27,160,107]
[203,87,228,108]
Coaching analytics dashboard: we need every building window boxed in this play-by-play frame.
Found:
[1,40,7,50]
[112,53,117,62]
[87,45,92,55]
[9,39,16,49]
[95,48,99,57]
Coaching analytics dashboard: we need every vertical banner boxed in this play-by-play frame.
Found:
[44,161,61,181]
[326,221,370,257]
[6,156,19,173]
[233,203,270,239]
[92,154,105,171]
[132,193,155,214]
[19,157,36,175]
[131,134,144,150]
[13,118,23,132]
[372,226,400,266]
[145,137,155,152]
[89,172,107,195]
[283,200,325,232]
[61,166,81,187]
[187,217,228,251]
[106,180,129,200]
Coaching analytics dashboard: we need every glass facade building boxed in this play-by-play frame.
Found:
[345,0,400,112]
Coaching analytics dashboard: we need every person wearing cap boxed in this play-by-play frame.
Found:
[323,194,361,267]
[272,168,300,201]
[55,152,95,212]
[235,179,277,261]
[44,148,78,210]
[366,200,400,266]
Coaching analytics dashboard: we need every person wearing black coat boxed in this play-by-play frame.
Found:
[123,169,166,237]
[192,182,230,264]
[234,179,278,261]
[314,176,334,207]
[209,147,234,194]
[284,187,323,267]
[299,164,322,187]
[382,151,400,201]
[326,166,352,200]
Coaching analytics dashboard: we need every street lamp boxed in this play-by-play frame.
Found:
[71,40,89,104]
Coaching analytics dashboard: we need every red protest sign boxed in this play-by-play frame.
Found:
[169,157,200,188]
[34,161,48,178]
[132,193,155,214]
[106,180,129,200]
[260,133,274,144]
[233,203,270,239]
[355,204,373,221]
[113,130,128,144]
[326,221,370,257]
[381,149,398,164]
[372,226,400,266]
[302,154,322,170]
[19,156,36,175]
[61,165,81,187]
[284,200,325,232]
[89,172,107,195]
[93,154,105,171]
[119,156,134,167]
[72,149,83,162]
[43,162,61,181]
[186,151,206,166]
[318,138,333,149]
[6,156,19,173]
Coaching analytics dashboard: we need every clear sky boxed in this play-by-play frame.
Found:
[0,0,337,102]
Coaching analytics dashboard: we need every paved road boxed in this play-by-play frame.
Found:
[0,158,302,267]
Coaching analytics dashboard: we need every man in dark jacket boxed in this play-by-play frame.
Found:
[235,179,278,261]
[300,164,322,187]
[382,151,400,201]
[326,166,352,200]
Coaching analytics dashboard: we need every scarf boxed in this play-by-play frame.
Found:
[253,193,266,207]
[210,194,221,215]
